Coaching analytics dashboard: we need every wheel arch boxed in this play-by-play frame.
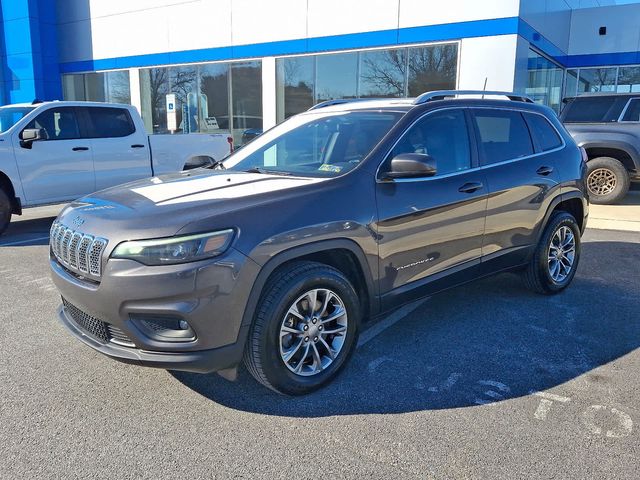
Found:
[240,239,378,331]
[581,143,638,173]
[538,192,587,242]
[0,171,20,214]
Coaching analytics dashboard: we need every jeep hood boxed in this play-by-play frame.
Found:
[57,170,326,239]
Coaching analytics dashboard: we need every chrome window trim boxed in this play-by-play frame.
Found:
[618,97,640,122]
[375,105,566,184]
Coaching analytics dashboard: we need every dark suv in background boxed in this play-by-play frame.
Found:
[561,93,640,204]
[50,91,588,395]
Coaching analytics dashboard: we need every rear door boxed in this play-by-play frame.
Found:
[84,106,150,191]
[470,108,562,267]
[375,108,488,307]
[13,106,94,204]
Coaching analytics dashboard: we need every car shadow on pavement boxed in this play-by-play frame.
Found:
[0,216,56,247]
[176,238,639,417]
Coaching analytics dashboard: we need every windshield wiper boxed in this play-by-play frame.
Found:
[204,159,226,170]
[244,167,292,176]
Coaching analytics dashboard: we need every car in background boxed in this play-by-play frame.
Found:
[0,101,233,234]
[561,93,640,204]
[241,128,263,146]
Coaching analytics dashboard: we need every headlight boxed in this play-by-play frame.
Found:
[111,229,234,265]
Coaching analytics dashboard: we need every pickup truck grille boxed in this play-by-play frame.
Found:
[50,221,108,279]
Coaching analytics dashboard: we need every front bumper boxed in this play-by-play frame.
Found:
[50,247,261,373]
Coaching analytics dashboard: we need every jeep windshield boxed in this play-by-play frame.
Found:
[223,110,404,177]
[0,106,34,133]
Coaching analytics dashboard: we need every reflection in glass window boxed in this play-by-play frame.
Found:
[171,66,198,133]
[316,53,358,102]
[62,75,85,101]
[407,44,458,96]
[359,49,406,98]
[525,49,564,113]
[231,61,263,145]
[276,56,314,122]
[139,67,170,133]
[200,63,230,133]
[62,71,130,104]
[617,67,640,93]
[565,69,578,98]
[578,68,617,93]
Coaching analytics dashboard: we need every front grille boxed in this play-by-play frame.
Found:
[50,221,108,279]
[62,298,134,347]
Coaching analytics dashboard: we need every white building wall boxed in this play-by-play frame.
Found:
[458,35,519,91]
[568,3,640,56]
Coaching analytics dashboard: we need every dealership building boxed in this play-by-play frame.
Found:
[1,0,640,142]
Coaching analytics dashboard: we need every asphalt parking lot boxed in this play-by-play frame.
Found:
[1,207,638,479]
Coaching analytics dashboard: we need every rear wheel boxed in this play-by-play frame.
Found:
[523,211,581,295]
[244,261,360,395]
[0,189,11,236]
[586,157,630,204]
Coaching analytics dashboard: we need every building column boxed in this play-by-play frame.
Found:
[0,0,61,105]
[262,57,277,130]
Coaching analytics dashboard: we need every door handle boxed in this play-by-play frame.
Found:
[458,182,484,193]
[72,147,89,151]
[536,166,554,176]
[131,144,145,148]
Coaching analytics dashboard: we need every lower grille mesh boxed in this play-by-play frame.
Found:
[62,298,134,346]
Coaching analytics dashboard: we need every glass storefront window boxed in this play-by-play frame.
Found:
[359,49,406,98]
[139,67,170,133]
[316,53,358,103]
[565,69,579,98]
[407,44,458,96]
[525,49,564,113]
[276,56,314,121]
[170,66,198,133]
[617,67,640,93]
[200,63,230,133]
[62,71,130,104]
[230,61,263,145]
[578,67,617,93]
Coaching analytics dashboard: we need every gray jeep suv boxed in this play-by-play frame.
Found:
[50,91,588,395]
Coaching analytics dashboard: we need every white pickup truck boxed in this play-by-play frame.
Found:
[0,101,233,234]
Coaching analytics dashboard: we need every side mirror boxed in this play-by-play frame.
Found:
[20,128,47,148]
[386,153,437,179]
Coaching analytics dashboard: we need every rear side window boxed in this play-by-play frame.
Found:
[87,107,135,138]
[390,109,471,175]
[621,98,640,122]
[561,96,629,123]
[472,110,533,164]
[25,107,81,141]
[524,113,563,151]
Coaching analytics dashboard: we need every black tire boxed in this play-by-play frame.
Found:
[586,157,630,205]
[0,189,11,236]
[523,211,581,295]
[244,261,360,395]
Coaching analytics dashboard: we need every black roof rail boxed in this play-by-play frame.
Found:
[307,98,391,111]
[413,90,534,105]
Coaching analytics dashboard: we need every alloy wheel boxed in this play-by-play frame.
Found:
[547,225,576,283]
[587,168,617,196]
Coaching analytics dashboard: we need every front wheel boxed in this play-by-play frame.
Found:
[244,261,360,395]
[586,157,630,204]
[0,189,12,236]
[523,212,581,295]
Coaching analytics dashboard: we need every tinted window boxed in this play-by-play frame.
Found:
[524,113,563,151]
[25,107,80,140]
[391,109,471,175]
[472,110,533,164]
[621,98,640,122]
[0,106,34,133]
[561,96,629,123]
[87,107,135,138]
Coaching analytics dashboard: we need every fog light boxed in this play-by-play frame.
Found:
[131,315,196,342]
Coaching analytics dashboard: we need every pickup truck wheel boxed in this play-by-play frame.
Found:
[244,261,360,395]
[586,157,630,204]
[0,189,11,235]
[523,212,581,295]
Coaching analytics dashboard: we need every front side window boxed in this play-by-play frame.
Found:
[87,107,135,138]
[621,98,640,122]
[389,109,471,175]
[25,107,80,140]
[224,111,403,177]
[524,113,563,151]
[472,110,533,164]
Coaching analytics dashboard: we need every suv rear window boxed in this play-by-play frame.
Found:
[87,107,135,138]
[472,109,534,164]
[561,96,629,123]
[621,98,640,122]
[524,113,563,151]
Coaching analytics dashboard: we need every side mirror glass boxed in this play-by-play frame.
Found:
[386,153,437,179]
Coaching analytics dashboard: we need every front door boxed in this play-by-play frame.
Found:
[375,108,488,308]
[13,106,94,205]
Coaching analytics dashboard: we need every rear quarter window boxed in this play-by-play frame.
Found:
[524,113,563,151]
[87,107,136,138]
[472,109,534,164]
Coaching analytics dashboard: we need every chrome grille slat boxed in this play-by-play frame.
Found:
[50,222,108,280]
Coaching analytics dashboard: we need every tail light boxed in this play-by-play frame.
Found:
[580,147,588,163]
[227,136,234,153]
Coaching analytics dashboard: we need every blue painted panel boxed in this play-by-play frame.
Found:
[518,19,566,59]
[2,17,37,55]
[307,30,397,52]
[0,1,31,22]
[233,39,308,58]
[564,51,640,68]
[400,17,519,44]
